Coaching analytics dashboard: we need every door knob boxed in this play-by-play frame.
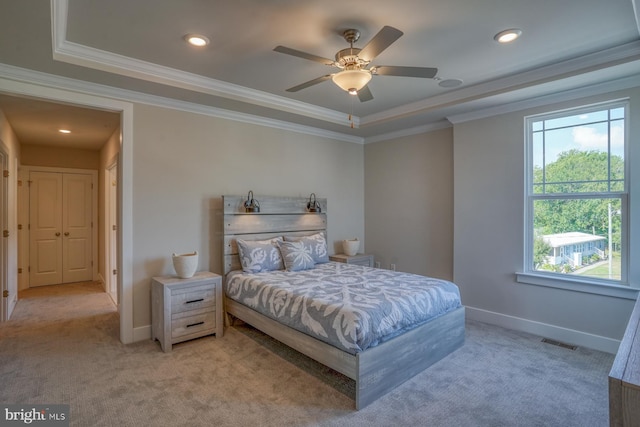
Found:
[55,232,60,236]
[64,232,70,236]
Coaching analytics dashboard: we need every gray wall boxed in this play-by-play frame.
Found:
[453,87,640,352]
[131,104,365,328]
[363,86,639,353]
[364,127,453,280]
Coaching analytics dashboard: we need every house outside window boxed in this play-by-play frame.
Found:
[524,100,628,285]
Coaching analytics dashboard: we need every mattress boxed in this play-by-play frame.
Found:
[225,262,462,354]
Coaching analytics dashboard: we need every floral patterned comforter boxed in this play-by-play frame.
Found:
[225,262,462,354]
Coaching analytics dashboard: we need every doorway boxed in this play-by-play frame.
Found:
[0,140,18,321]
[1,144,7,321]
[0,78,134,343]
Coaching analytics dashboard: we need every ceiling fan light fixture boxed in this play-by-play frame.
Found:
[332,69,372,94]
[494,29,522,44]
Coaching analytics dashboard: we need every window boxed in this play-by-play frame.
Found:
[524,101,628,286]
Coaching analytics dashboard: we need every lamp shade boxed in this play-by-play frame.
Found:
[332,69,372,93]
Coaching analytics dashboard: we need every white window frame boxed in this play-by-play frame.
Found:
[518,99,635,298]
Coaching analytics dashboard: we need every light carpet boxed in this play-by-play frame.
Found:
[0,282,614,426]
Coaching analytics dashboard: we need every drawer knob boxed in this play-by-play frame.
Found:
[185,298,204,304]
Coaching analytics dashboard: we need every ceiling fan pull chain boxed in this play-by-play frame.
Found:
[349,96,355,128]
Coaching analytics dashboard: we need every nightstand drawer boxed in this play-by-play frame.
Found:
[330,254,374,267]
[348,258,373,267]
[171,310,216,339]
[170,284,215,313]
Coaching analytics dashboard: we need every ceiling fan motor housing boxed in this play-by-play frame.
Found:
[335,48,367,69]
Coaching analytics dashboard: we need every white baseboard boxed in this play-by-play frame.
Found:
[97,273,106,291]
[465,306,620,354]
[133,325,152,342]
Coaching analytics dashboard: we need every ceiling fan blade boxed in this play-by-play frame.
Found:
[273,46,335,65]
[373,66,438,78]
[358,26,404,62]
[357,86,374,102]
[285,75,333,92]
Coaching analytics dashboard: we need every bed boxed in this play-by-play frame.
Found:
[222,195,465,409]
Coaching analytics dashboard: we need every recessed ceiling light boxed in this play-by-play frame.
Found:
[58,129,71,134]
[494,29,522,44]
[184,34,210,47]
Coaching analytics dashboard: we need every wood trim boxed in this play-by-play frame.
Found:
[228,297,465,410]
[222,195,327,276]
[227,298,357,379]
[223,195,327,214]
[356,307,465,408]
[609,296,640,426]
[223,213,326,235]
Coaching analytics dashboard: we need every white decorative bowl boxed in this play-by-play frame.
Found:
[342,239,360,256]
[172,251,198,278]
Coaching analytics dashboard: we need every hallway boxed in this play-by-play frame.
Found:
[10,282,117,326]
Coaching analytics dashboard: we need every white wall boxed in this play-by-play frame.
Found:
[453,87,640,353]
[131,104,364,329]
[364,128,453,279]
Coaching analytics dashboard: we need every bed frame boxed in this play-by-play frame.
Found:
[222,195,465,410]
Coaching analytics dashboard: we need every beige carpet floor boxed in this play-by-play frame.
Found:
[0,282,615,426]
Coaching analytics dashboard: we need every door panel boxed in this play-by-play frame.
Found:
[29,172,63,286]
[62,174,92,283]
[0,149,5,320]
[107,163,118,305]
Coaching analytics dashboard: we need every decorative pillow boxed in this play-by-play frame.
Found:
[236,237,284,273]
[277,240,316,272]
[284,232,329,264]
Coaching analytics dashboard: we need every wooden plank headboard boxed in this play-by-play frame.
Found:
[222,195,327,275]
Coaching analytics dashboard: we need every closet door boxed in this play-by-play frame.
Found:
[29,171,93,287]
[29,172,63,286]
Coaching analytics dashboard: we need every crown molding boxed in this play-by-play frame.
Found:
[633,0,640,35]
[0,63,363,144]
[363,120,452,144]
[360,40,640,127]
[447,73,640,124]
[50,0,356,129]
[50,0,640,137]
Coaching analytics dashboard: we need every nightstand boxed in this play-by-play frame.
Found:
[151,271,223,352]
[329,253,375,267]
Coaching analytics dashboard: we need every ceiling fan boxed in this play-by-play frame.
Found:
[274,26,438,102]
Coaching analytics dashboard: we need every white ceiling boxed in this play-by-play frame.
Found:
[0,0,639,147]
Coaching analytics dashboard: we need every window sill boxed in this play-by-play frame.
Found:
[516,272,639,300]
